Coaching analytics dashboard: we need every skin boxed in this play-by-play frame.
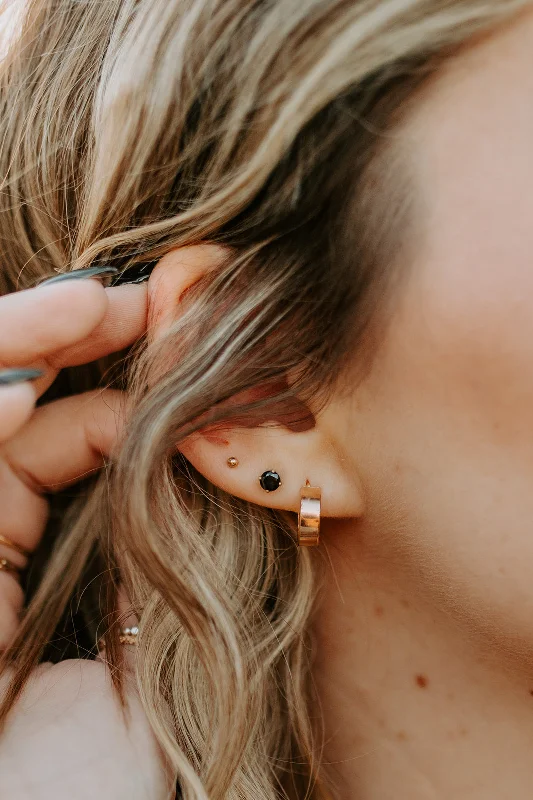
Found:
[169,8,533,798]
[0,279,175,798]
[2,6,533,799]
[311,9,533,799]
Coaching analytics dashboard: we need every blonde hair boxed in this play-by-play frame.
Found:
[0,1,528,798]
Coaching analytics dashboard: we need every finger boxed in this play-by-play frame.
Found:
[0,280,108,365]
[0,381,37,442]
[2,388,127,488]
[25,284,148,399]
[46,284,148,369]
[0,389,127,553]
[0,456,49,556]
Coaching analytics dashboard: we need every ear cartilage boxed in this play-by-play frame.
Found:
[259,470,282,492]
[227,457,239,468]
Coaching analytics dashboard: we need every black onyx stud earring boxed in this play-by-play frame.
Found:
[259,470,282,492]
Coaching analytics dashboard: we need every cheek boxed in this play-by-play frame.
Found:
[345,258,533,653]
[407,249,533,459]
[386,5,533,472]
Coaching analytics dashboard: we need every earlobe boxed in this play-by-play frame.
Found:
[178,420,365,519]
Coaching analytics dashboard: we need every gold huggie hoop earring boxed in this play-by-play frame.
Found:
[298,480,321,547]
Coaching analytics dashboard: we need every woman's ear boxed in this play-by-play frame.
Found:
[147,244,228,339]
[178,419,365,517]
[147,244,365,519]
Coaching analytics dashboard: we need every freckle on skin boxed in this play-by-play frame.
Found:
[401,599,410,609]
[529,690,533,697]
[396,731,408,741]
[459,726,468,736]
[374,605,384,617]
[415,674,429,688]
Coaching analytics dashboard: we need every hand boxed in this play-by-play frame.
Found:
[0,272,176,798]
[0,271,147,646]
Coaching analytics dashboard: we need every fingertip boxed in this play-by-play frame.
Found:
[45,284,148,369]
[37,277,109,330]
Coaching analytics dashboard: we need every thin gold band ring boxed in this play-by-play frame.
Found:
[0,557,21,574]
[97,626,139,651]
[119,626,139,645]
[0,533,30,558]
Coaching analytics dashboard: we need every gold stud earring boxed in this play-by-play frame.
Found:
[227,457,239,468]
[298,480,321,547]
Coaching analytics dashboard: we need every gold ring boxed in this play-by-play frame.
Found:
[119,626,139,645]
[0,534,29,558]
[0,557,20,574]
[97,626,139,651]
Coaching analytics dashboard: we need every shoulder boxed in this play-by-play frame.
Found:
[0,660,175,800]
[0,1,25,61]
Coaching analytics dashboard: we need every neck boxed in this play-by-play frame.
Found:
[311,518,533,800]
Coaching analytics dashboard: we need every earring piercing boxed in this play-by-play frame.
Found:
[259,470,282,492]
[298,480,321,547]
[227,457,239,468]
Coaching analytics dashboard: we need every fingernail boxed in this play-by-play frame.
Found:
[0,368,44,385]
[110,262,155,286]
[111,272,151,286]
[38,266,119,287]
